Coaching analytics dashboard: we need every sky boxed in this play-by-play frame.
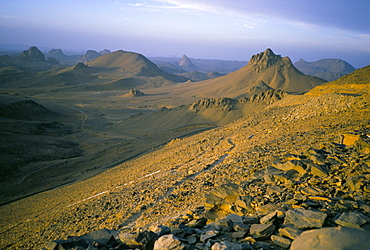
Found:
[1,0,370,68]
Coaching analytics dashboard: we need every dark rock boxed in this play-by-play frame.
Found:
[82,229,117,247]
[290,227,370,250]
[150,225,171,236]
[233,223,250,232]
[119,230,157,249]
[200,230,219,242]
[186,217,207,228]
[285,208,327,229]
[250,223,276,240]
[232,231,247,240]
[212,218,233,232]
[186,234,198,245]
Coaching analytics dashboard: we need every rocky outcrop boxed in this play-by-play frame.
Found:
[128,89,145,97]
[189,98,235,112]
[19,46,45,61]
[80,50,101,63]
[248,89,287,104]
[249,48,285,73]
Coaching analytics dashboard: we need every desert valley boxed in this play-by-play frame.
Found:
[0,46,369,249]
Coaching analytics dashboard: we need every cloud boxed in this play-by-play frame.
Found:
[151,0,370,33]
[0,15,18,19]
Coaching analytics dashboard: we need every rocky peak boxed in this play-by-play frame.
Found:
[178,55,199,71]
[99,49,111,55]
[179,55,191,67]
[248,48,287,73]
[48,49,65,57]
[20,46,45,61]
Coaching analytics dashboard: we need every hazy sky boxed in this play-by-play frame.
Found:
[1,0,369,68]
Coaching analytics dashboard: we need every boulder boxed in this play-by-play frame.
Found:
[154,234,186,250]
[291,227,370,250]
[211,241,243,250]
[285,208,327,229]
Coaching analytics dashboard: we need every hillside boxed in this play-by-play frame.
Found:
[0,64,368,249]
[157,49,326,99]
[294,58,355,81]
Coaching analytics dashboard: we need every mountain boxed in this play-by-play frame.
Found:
[2,50,188,89]
[294,58,356,81]
[86,50,187,82]
[19,46,45,61]
[178,55,200,71]
[45,49,81,65]
[0,46,58,73]
[167,48,327,99]
[80,50,101,63]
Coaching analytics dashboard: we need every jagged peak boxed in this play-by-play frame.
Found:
[248,49,292,73]
[179,55,193,67]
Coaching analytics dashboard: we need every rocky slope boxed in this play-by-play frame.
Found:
[0,66,368,249]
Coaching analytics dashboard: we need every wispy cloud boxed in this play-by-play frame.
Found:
[0,14,18,19]
[357,34,370,40]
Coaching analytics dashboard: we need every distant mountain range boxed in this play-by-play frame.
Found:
[163,48,327,99]
[294,58,355,81]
